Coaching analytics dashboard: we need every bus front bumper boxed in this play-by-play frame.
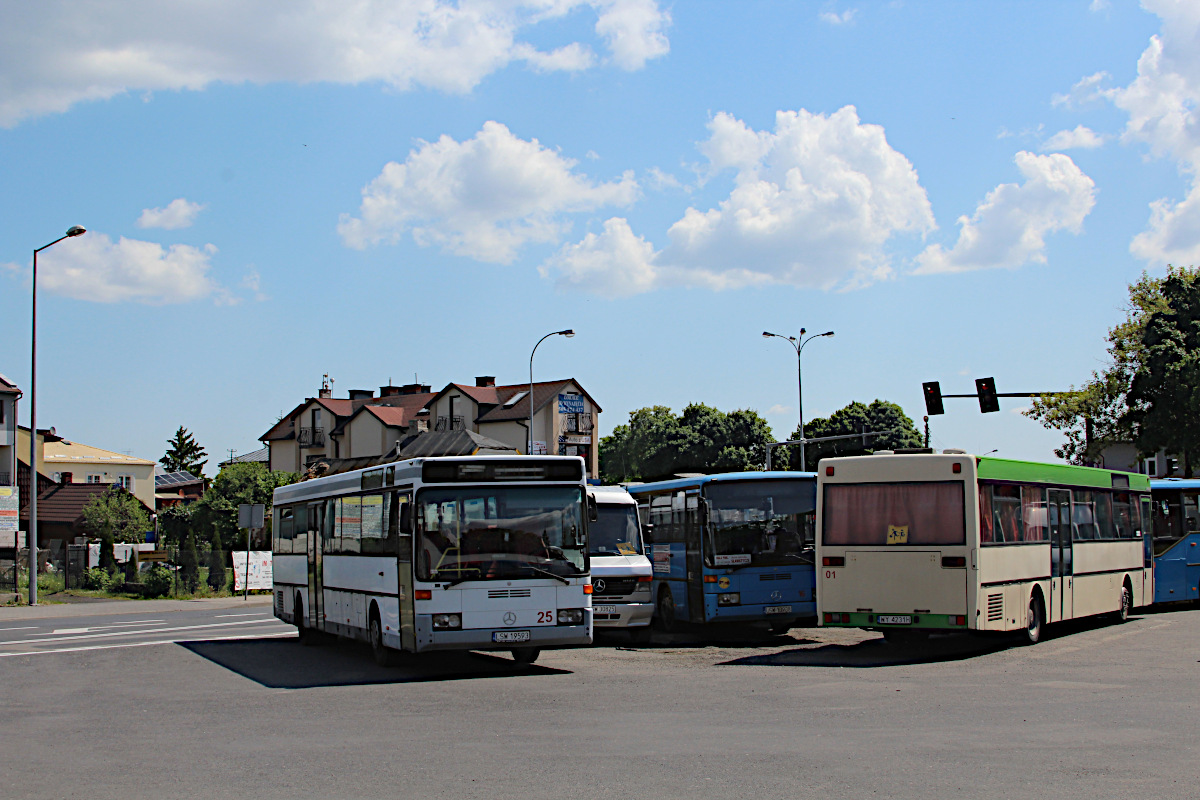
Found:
[414,617,593,653]
[592,600,653,629]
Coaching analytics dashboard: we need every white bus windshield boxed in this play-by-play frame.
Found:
[416,486,587,582]
[590,505,642,556]
[705,479,815,567]
[823,482,965,546]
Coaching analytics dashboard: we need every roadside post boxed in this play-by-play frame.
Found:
[237,503,265,601]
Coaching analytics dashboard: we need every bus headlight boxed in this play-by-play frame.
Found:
[717,593,740,606]
[557,609,585,625]
[432,613,461,630]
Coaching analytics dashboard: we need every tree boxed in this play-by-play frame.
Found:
[81,486,152,545]
[786,400,923,471]
[191,462,299,553]
[599,405,775,483]
[1026,266,1198,470]
[180,530,201,593]
[98,520,117,575]
[207,529,227,593]
[160,426,208,477]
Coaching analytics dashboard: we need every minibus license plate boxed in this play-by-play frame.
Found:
[764,605,792,614]
[594,605,617,614]
[877,615,911,625]
[492,630,531,643]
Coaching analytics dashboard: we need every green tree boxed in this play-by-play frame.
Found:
[160,426,208,477]
[1124,270,1200,476]
[207,529,227,593]
[98,520,117,575]
[180,530,201,593]
[81,486,152,545]
[192,462,298,553]
[787,400,923,471]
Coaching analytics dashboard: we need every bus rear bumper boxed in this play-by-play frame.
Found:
[706,601,815,623]
[820,611,970,630]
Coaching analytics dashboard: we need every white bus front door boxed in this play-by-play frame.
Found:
[1048,489,1073,623]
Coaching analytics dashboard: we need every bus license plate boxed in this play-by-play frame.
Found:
[877,615,911,625]
[594,605,617,614]
[764,605,793,614]
[492,630,531,643]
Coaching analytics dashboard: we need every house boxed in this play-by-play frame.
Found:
[261,375,602,478]
[217,446,269,469]
[16,427,157,511]
[19,482,154,554]
[0,373,18,490]
[1098,442,1189,477]
[154,467,205,508]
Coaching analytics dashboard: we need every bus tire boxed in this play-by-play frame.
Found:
[1116,581,1132,623]
[369,608,397,667]
[1024,592,1044,645]
[511,648,541,665]
[295,593,312,646]
[654,586,677,633]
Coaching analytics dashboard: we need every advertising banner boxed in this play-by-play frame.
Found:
[0,487,18,534]
[557,394,585,414]
[232,551,273,591]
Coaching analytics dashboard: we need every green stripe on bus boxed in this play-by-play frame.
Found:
[976,457,1149,491]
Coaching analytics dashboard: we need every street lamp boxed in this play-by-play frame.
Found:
[529,329,574,455]
[763,327,834,472]
[28,225,86,605]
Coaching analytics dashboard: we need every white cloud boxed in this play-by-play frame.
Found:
[136,198,206,229]
[914,151,1096,274]
[338,121,639,262]
[0,0,671,127]
[9,233,220,304]
[1040,125,1105,152]
[1051,72,1111,109]
[1089,0,1110,12]
[819,9,858,25]
[767,404,791,415]
[544,106,936,295]
[1101,1,1200,264]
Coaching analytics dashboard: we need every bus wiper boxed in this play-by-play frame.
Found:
[517,564,571,585]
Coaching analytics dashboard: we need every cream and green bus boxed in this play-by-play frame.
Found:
[815,451,1152,644]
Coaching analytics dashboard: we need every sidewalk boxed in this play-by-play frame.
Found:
[0,594,272,621]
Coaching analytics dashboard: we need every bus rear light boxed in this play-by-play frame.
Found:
[432,613,461,630]
[414,590,432,601]
[822,556,845,567]
[952,462,962,474]
[824,612,850,623]
[948,615,966,626]
[583,584,593,594]
[826,466,835,476]
[704,575,718,583]
[941,556,966,568]
[557,609,585,625]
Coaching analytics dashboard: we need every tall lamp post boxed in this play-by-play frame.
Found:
[28,225,86,605]
[529,329,574,455]
[763,327,834,472]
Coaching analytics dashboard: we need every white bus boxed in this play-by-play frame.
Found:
[816,451,1152,644]
[272,456,594,665]
[587,486,653,638]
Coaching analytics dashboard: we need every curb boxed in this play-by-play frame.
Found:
[0,594,273,622]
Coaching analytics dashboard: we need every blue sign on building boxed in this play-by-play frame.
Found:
[558,394,585,414]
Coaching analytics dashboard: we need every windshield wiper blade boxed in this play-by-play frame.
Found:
[517,564,571,585]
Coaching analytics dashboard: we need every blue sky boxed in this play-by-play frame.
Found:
[2,1,1197,473]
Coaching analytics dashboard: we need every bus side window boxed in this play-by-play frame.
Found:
[323,498,337,552]
[275,507,294,554]
[395,492,413,562]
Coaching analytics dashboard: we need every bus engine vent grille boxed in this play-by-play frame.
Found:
[759,573,793,582]
[488,589,532,599]
[987,593,1003,622]
[275,590,283,611]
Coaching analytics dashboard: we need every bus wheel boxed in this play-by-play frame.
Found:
[1116,583,1132,623]
[369,611,397,667]
[511,648,541,665]
[295,594,311,646]
[1024,594,1044,645]
[654,587,677,633]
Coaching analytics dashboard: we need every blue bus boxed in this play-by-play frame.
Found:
[1150,479,1200,604]
[626,472,816,632]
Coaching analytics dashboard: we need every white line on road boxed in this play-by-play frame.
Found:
[0,630,296,658]
[1,618,283,647]
[0,626,40,632]
[33,619,170,635]
[215,613,270,618]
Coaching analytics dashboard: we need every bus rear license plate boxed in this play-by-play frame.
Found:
[764,605,793,614]
[492,630,531,643]
[594,605,617,614]
[878,615,911,625]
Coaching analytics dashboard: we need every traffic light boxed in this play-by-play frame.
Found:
[922,381,944,416]
[976,377,999,413]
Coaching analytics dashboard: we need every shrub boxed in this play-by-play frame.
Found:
[82,568,109,590]
[144,564,173,598]
[207,531,227,593]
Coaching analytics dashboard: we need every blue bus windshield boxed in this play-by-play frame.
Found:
[705,479,815,567]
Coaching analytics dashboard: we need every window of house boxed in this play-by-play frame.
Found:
[86,474,102,484]
[117,475,134,490]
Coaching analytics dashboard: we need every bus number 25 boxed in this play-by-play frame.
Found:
[825,570,836,579]
[537,610,554,623]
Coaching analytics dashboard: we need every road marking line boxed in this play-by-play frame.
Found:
[0,626,40,632]
[1,618,280,647]
[0,631,296,658]
[215,613,270,618]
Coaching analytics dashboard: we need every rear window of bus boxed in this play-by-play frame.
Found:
[822,482,965,546]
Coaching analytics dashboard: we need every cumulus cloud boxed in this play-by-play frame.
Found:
[338,121,639,262]
[136,198,206,229]
[9,233,220,304]
[544,106,936,295]
[819,9,858,25]
[914,151,1096,274]
[1040,125,1105,152]
[0,0,671,127]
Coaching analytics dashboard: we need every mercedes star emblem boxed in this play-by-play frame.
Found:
[770,590,782,601]
[594,579,606,593]
[503,611,517,626]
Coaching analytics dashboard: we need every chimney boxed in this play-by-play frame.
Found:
[318,387,332,399]
[380,385,401,397]
[348,389,374,402]
[475,376,496,388]
[400,383,431,395]
[60,472,73,485]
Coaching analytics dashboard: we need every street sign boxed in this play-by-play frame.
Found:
[237,503,265,529]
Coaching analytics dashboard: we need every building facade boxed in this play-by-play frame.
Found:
[17,427,156,511]
[0,373,19,489]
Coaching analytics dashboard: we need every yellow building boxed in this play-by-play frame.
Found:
[17,427,156,511]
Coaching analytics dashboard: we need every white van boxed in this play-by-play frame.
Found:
[588,485,653,636]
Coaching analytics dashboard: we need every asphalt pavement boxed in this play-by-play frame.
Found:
[0,599,1197,800]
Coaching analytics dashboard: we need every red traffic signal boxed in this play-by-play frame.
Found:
[922,381,944,416]
[976,377,999,413]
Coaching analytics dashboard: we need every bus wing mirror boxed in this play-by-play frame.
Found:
[400,503,412,533]
[587,493,598,523]
[642,522,654,543]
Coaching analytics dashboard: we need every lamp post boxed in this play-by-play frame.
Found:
[529,329,574,455]
[28,225,86,605]
[763,327,834,472]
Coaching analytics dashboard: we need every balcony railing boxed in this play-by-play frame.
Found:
[435,416,465,432]
[560,413,594,434]
[298,427,325,448]
[0,471,10,486]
